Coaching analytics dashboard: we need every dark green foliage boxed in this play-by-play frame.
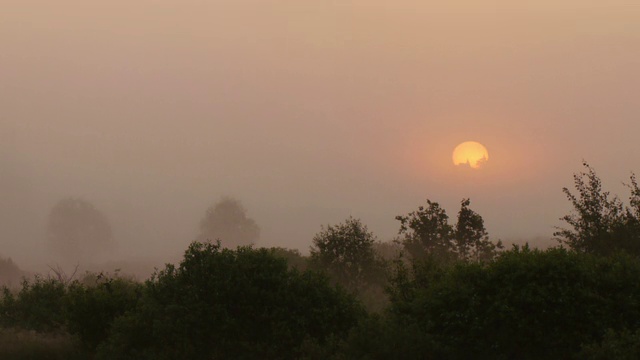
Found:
[379,246,640,360]
[581,328,640,360]
[0,277,67,332]
[332,314,438,360]
[0,273,140,355]
[310,218,385,293]
[270,247,309,271]
[97,241,364,360]
[65,274,141,351]
[396,200,454,260]
[555,162,640,255]
[396,199,502,261]
[455,199,503,261]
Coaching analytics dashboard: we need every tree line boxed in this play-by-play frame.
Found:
[2,162,640,358]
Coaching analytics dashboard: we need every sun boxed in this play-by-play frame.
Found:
[452,141,489,169]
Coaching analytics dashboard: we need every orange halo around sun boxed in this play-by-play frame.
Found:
[452,141,489,169]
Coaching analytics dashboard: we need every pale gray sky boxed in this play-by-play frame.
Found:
[2,1,639,266]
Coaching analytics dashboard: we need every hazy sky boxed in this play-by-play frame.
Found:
[2,1,639,265]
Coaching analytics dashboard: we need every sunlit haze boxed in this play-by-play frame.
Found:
[2,1,640,269]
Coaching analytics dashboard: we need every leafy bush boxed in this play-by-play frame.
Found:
[0,277,67,332]
[378,246,640,359]
[96,241,364,360]
[65,274,141,351]
[581,328,640,360]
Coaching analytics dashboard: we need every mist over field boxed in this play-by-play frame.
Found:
[2,1,639,273]
[2,2,640,358]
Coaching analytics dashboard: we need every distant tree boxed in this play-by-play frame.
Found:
[0,257,26,287]
[554,162,640,255]
[196,197,260,248]
[47,198,113,263]
[310,217,384,294]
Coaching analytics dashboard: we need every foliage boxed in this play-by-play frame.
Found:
[0,277,67,332]
[196,197,260,248]
[380,246,640,359]
[396,199,502,261]
[310,217,385,293]
[65,274,141,351]
[96,241,364,360]
[270,247,309,271]
[396,200,453,260]
[47,198,113,263]
[455,198,503,261]
[0,272,141,354]
[581,328,640,360]
[554,162,640,255]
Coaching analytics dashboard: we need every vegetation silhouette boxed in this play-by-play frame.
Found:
[4,163,640,358]
[555,161,640,256]
[396,198,503,262]
[47,198,113,264]
[196,197,260,248]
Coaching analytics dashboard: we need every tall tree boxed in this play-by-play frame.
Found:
[197,197,260,248]
[455,198,502,261]
[395,200,454,260]
[47,198,113,263]
[396,199,501,261]
[555,162,640,255]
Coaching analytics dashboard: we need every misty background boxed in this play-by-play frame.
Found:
[1,1,639,269]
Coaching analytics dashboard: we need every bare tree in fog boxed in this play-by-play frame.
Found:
[197,197,260,248]
[47,198,113,263]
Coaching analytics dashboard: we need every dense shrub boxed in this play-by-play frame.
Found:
[375,246,640,359]
[0,272,141,354]
[96,241,364,360]
[0,277,67,332]
[65,274,141,351]
[581,328,640,360]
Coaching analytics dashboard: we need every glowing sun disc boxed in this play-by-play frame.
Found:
[452,141,489,169]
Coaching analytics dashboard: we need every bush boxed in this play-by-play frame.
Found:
[65,274,141,351]
[0,277,67,332]
[96,241,364,360]
[378,246,640,359]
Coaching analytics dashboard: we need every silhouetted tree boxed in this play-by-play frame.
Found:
[396,200,454,260]
[47,198,113,263]
[455,198,502,261]
[196,197,260,248]
[554,162,640,255]
[310,217,384,293]
[396,199,501,261]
